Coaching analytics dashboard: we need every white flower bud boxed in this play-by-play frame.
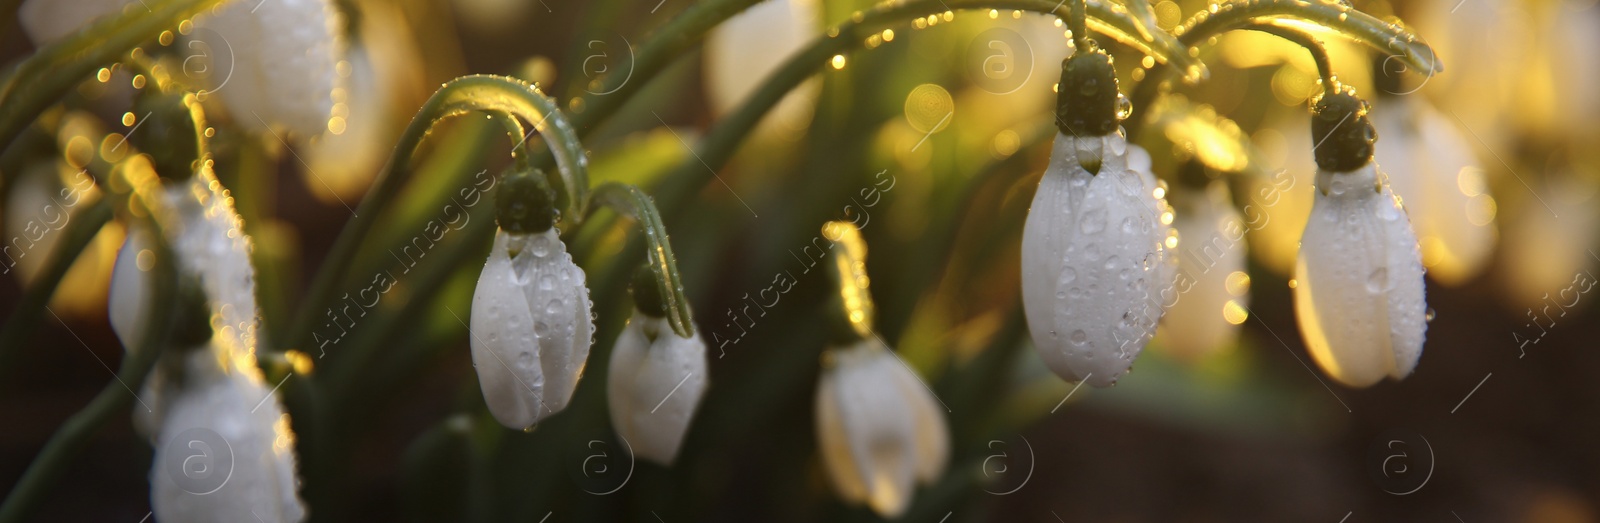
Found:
[1294,162,1428,387]
[150,349,305,523]
[1372,97,1495,286]
[1021,130,1173,387]
[469,228,595,429]
[193,0,344,137]
[606,310,707,466]
[1157,180,1249,360]
[814,337,947,519]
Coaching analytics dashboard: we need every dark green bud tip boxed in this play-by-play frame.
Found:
[1177,159,1210,190]
[631,264,668,318]
[171,275,213,348]
[495,169,556,233]
[1310,90,1376,172]
[1056,50,1121,138]
[130,92,200,183]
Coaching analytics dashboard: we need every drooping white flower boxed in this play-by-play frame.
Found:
[1021,129,1173,387]
[149,348,306,523]
[814,337,948,519]
[110,162,259,360]
[1157,178,1250,360]
[1371,96,1496,286]
[704,0,819,136]
[469,228,595,429]
[607,309,708,466]
[1293,90,1428,388]
[1295,162,1428,387]
[192,0,344,137]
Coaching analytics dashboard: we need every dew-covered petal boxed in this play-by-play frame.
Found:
[1294,163,1427,387]
[607,313,707,466]
[470,230,548,429]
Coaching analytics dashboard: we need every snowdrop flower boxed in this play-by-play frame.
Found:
[469,172,595,429]
[192,0,344,137]
[16,0,342,138]
[704,0,819,136]
[1294,91,1428,388]
[607,268,707,466]
[1371,95,1496,286]
[149,348,306,523]
[1021,50,1172,387]
[815,337,948,519]
[1157,169,1250,360]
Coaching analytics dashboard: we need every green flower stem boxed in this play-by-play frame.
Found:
[283,75,585,353]
[587,182,695,337]
[1068,0,1093,51]
[565,0,764,134]
[0,170,180,523]
[652,0,1183,214]
[1247,23,1336,98]
[0,200,111,372]
[0,0,227,154]
[1128,0,1442,134]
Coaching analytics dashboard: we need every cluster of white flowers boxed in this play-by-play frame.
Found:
[108,158,307,522]
[19,0,344,138]
[1022,50,1428,390]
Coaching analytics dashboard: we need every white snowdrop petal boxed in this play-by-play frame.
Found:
[1022,132,1169,387]
[150,350,305,523]
[470,231,549,429]
[1372,98,1495,286]
[194,0,343,137]
[1294,163,1427,387]
[1158,181,1248,359]
[470,229,595,429]
[109,226,153,352]
[607,313,708,466]
[814,339,948,519]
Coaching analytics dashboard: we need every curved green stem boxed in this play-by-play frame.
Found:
[587,183,695,338]
[284,75,585,352]
[0,165,180,523]
[1068,0,1093,51]
[1128,0,1442,134]
[1118,0,1206,80]
[0,0,227,154]
[1247,23,1336,98]
[0,200,111,372]
[653,0,1188,213]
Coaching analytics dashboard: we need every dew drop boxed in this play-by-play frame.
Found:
[1070,329,1088,345]
[1058,266,1078,286]
[1425,308,1436,322]
[1366,268,1389,293]
[1104,255,1121,271]
[1081,209,1108,234]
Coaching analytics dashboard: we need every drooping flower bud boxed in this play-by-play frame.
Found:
[149,349,307,523]
[1371,95,1495,286]
[606,268,707,465]
[814,337,948,519]
[1157,165,1250,360]
[1021,130,1173,387]
[192,0,344,137]
[1294,91,1428,387]
[469,172,593,429]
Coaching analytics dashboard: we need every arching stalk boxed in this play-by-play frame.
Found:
[587,182,696,338]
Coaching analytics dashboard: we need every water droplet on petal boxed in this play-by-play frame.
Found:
[1366,267,1389,293]
[1081,209,1108,234]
